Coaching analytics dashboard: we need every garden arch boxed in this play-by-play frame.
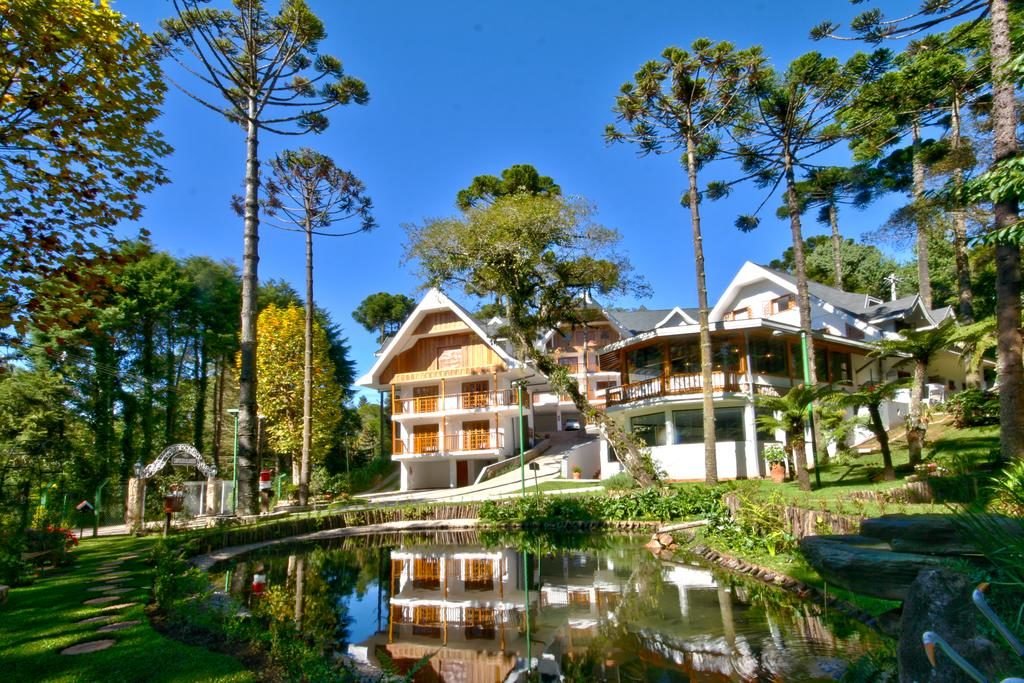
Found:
[125,444,219,531]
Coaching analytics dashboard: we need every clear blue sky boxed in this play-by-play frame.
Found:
[114,0,915,392]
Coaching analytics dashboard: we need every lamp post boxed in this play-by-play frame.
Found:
[515,380,526,496]
[799,332,822,488]
[227,408,240,512]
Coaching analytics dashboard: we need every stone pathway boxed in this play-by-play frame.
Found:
[59,553,149,658]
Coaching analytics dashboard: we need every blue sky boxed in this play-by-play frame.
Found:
[114,0,915,392]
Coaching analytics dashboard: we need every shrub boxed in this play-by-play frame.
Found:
[946,389,999,428]
[601,472,637,491]
[24,525,78,565]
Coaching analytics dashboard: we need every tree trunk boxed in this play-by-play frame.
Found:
[784,144,823,474]
[686,130,718,485]
[141,318,155,463]
[907,360,926,467]
[193,332,208,453]
[299,217,314,506]
[828,204,843,289]
[790,433,810,491]
[164,326,177,446]
[949,91,974,324]
[212,357,223,470]
[989,0,1023,462]
[868,403,895,481]
[236,100,261,514]
[912,119,932,310]
[524,344,658,487]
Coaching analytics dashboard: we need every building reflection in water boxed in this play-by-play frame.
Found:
[285,538,880,682]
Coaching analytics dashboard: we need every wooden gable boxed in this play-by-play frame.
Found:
[381,332,506,383]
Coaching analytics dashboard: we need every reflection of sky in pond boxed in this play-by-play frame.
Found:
[222,533,890,682]
[341,579,384,646]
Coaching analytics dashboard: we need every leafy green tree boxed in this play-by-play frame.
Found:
[0,368,72,530]
[0,0,171,333]
[260,148,373,505]
[352,293,417,345]
[405,193,659,486]
[770,235,903,300]
[828,380,907,480]
[872,319,957,466]
[158,0,368,513]
[815,0,1022,462]
[255,304,342,492]
[606,38,762,485]
[455,164,560,210]
[756,384,833,491]
[776,165,876,288]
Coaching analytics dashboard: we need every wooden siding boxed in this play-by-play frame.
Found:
[414,311,470,336]
[381,332,506,383]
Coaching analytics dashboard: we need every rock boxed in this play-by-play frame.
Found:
[60,639,116,655]
[875,606,903,638]
[861,514,1024,556]
[898,569,1011,683]
[656,533,674,547]
[799,535,945,601]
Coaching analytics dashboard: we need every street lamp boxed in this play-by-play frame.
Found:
[227,408,239,512]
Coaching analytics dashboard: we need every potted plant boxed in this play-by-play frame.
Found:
[571,465,582,480]
[764,444,787,484]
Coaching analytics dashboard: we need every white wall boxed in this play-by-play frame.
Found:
[406,460,450,490]
[561,440,601,479]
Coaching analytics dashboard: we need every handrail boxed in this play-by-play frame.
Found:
[394,389,517,415]
[393,432,505,456]
[606,371,743,406]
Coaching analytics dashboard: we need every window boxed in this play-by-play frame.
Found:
[712,339,741,373]
[750,337,787,376]
[627,345,663,383]
[672,407,746,444]
[669,341,700,374]
[755,407,777,441]
[461,380,488,408]
[830,351,853,384]
[772,295,796,313]
[631,413,666,446]
[672,410,703,444]
[462,420,490,450]
[728,307,752,320]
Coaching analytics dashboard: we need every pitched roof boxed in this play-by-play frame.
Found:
[759,265,883,314]
[863,295,921,321]
[604,308,675,335]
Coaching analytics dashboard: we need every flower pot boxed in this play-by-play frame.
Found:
[572,471,582,480]
[770,463,786,484]
[163,493,185,513]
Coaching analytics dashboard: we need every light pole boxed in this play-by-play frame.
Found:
[799,332,822,488]
[515,380,526,496]
[227,408,240,512]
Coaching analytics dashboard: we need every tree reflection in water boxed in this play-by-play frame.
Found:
[221,531,888,682]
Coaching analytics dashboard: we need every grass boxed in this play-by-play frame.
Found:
[533,480,601,492]
[721,423,1000,516]
[0,535,252,683]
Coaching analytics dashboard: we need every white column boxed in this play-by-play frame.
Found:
[400,462,410,491]
[744,402,760,477]
[449,459,457,488]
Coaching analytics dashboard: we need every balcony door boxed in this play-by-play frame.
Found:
[461,380,489,408]
[462,420,490,450]
[413,424,439,453]
[413,385,438,412]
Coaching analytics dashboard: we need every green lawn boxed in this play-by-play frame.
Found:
[0,535,252,683]
[534,480,602,492]
[725,424,1000,515]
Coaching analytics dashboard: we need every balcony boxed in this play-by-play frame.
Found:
[606,371,742,406]
[394,389,517,416]
[393,432,505,456]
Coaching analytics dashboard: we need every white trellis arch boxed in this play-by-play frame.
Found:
[141,443,217,478]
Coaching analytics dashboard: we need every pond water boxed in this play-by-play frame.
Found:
[215,531,886,681]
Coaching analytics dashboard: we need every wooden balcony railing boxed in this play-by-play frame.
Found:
[394,389,516,415]
[606,371,742,406]
[393,432,504,456]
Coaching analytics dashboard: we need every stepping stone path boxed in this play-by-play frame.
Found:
[60,640,116,655]
[97,620,140,633]
[83,595,120,605]
[76,615,114,625]
[55,552,147,659]
[97,601,138,612]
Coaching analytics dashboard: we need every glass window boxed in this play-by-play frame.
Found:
[712,339,741,373]
[815,347,828,383]
[750,337,787,376]
[755,407,777,442]
[631,412,666,447]
[627,345,663,383]
[830,351,852,384]
[669,341,700,375]
[716,407,745,441]
[672,410,703,444]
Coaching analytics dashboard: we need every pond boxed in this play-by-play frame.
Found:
[214,531,887,681]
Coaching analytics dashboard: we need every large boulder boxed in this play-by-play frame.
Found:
[799,535,945,601]
[899,568,1010,683]
[861,514,1024,556]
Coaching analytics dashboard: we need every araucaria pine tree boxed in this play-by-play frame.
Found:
[157,0,368,513]
[606,39,763,485]
[260,148,374,505]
